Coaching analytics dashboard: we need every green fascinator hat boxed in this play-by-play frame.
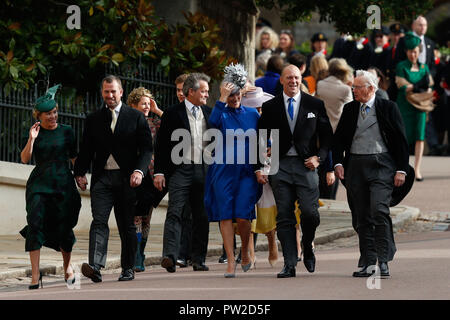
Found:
[404,32,421,50]
[34,84,61,112]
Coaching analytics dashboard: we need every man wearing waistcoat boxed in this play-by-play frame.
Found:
[333,70,411,277]
[153,73,212,273]
[256,65,333,278]
[74,75,153,282]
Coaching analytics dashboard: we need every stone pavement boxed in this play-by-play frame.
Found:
[0,199,420,282]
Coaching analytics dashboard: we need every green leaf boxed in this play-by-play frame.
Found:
[111,53,124,63]
[9,65,19,79]
[9,38,16,50]
[161,56,170,67]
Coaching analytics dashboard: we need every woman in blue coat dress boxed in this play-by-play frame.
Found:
[204,64,262,277]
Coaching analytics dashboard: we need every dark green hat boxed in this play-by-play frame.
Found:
[404,31,421,50]
[35,84,61,112]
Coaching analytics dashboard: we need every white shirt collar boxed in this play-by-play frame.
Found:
[413,31,425,41]
[283,91,301,104]
[361,94,376,109]
[107,101,122,113]
[184,98,198,112]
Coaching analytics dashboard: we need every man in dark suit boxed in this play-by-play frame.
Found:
[333,70,410,277]
[74,75,152,282]
[256,65,333,278]
[153,73,212,273]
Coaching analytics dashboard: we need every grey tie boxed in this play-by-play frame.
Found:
[192,105,199,119]
[361,104,369,119]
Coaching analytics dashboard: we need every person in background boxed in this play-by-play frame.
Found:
[387,23,406,102]
[274,29,299,61]
[305,33,328,77]
[395,32,434,181]
[255,55,284,96]
[304,54,329,95]
[20,84,81,289]
[255,26,279,77]
[368,67,390,100]
[370,27,391,78]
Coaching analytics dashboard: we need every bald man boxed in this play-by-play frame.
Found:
[395,16,436,78]
[256,65,333,278]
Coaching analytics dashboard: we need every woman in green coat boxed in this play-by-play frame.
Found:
[395,32,434,181]
[20,85,81,289]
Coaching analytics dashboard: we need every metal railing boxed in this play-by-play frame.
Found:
[0,62,177,165]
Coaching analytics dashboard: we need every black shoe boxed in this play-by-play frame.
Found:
[118,269,135,281]
[192,262,209,271]
[379,262,390,277]
[235,251,242,264]
[218,252,228,263]
[415,177,424,182]
[29,272,43,290]
[81,263,102,283]
[303,253,316,273]
[277,265,296,278]
[352,265,375,277]
[161,256,176,273]
[176,258,188,268]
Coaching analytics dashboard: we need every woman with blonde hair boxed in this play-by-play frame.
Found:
[255,26,279,77]
[304,54,329,95]
[127,86,164,272]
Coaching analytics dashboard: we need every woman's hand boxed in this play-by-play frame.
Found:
[29,122,40,140]
[219,82,235,103]
[242,85,256,97]
[150,99,163,117]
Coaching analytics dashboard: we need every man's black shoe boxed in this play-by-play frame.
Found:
[118,269,135,281]
[161,256,176,273]
[352,265,375,277]
[176,258,188,268]
[192,262,209,271]
[379,262,390,277]
[303,253,316,273]
[277,265,296,278]
[218,252,228,263]
[81,263,102,283]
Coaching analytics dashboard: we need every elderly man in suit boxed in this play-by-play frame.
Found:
[153,73,212,273]
[74,75,152,282]
[333,70,410,277]
[256,64,333,278]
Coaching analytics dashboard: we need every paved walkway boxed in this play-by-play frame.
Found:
[0,199,419,281]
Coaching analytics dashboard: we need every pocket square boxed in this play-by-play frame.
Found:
[307,112,316,119]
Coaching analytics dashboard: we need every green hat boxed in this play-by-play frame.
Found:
[404,32,421,50]
[35,84,61,112]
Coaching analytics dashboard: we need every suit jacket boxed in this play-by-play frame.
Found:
[74,103,153,187]
[332,97,409,173]
[394,35,436,78]
[153,100,212,178]
[257,92,333,169]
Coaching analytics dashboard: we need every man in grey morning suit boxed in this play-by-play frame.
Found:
[333,70,410,277]
[153,73,212,273]
[256,65,333,278]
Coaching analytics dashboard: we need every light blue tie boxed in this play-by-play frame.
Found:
[288,98,294,120]
[192,105,199,119]
[361,104,369,119]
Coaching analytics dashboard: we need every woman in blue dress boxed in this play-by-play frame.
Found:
[204,64,262,277]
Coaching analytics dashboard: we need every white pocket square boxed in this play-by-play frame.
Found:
[307,112,316,119]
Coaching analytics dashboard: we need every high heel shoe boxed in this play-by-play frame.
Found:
[64,265,75,284]
[224,262,237,278]
[29,272,43,290]
[241,261,252,272]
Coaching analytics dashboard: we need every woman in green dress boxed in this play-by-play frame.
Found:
[20,85,81,289]
[395,32,434,181]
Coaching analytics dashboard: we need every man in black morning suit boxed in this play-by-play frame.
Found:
[333,70,411,277]
[74,75,152,282]
[256,65,333,278]
[153,73,212,273]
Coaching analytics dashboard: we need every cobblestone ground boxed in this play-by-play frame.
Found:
[0,220,438,291]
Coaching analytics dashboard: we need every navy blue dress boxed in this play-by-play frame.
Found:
[204,101,262,222]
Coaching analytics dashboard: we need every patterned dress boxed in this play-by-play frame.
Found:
[20,124,81,252]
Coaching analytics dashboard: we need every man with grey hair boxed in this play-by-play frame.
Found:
[153,72,212,272]
[332,70,412,277]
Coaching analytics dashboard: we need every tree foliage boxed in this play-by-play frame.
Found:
[0,0,234,95]
[256,0,434,34]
